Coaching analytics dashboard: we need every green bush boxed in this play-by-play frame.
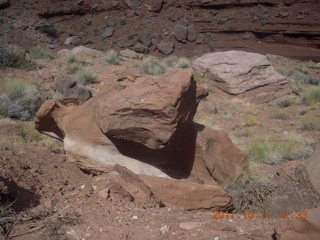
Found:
[276,96,294,108]
[303,87,320,106]
[301,116,320,131]
[119,18,127,26]
[37,24,58,38]
[247,137,313,165]
[271,110,290,120]
[65,62,82,74]
[3,80,25,99]
[141,57,166,75]
[0,43,36,70]
[163,56,178,67]
[67,54,77,64]
[29,46,55,60]
[175,58,191,68]
[77,70,98,85]
[104,50,120,65]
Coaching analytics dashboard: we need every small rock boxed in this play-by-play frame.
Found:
[138,34,152,47]
[160,225,170,234]
[119,49,141,59]
[64,36,82,46]
[102,27,114,38]
[133,42,149,53]
[132,215,138,219]
[157,42,174,55]
[179,222,206,230]
[144,0,163,12]
[173,24,188,43]
[187,25,197,42]
[98,188,109,199]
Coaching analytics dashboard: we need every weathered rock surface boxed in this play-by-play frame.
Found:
[192,50,294,103]
[304,143,320,194]
[157,42,175,55]
[274,219,320,240]
[140,175,232,210]
[38,0,121,16]
[94,165,161,206]
[267,162,320,212]
[144,0,163,12]
[102,27,114,38]
[55,75,92,101]
[36,61,248,209]
[173,24,188,43]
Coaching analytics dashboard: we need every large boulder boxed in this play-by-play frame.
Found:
[192,51,294,103]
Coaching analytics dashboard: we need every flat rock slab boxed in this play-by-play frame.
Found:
[192,50,294,103]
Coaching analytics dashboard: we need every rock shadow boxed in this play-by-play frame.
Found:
[0,176,41,212]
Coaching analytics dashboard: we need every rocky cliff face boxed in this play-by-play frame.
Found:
[0,0,319,59]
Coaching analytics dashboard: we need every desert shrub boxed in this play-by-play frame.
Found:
[271,110,290,120]
[141,57,166,75]
[37,24,58,38]
[287,70,320,87]
[0,95,38,120]
[163,56,178,67]
[65,62,82,74]
[119,18,127,26]
[226,178,274,212]
[245,115,258,127]
[67,54,77,64]
[276,96,294,108]
[104,50,120,65]
[29,46,55,60]
[3,80,25,99]
[306,61,320,69]
[301,116,320,131]
[175,57,191,68]
[247,137,314,165]
[0,80,43,120]
[0,42,36,70]
[77,69,98,85]
[303,87,320,106]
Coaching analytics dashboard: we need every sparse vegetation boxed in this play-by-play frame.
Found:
[104,50,121,65]
[245,115,258,127]
[29,46,55,60]
[0,80,42,120]
[141,57,166,75]
[37,24,58,38]
[271,110,290,120]
[193,73,206,83]
[0,41,37,70]
[65,62,82,74]
[303,87,320,106]
[77,69,98,85]
[119,18,128,26]
[301,115,320,131]
[227,177,274,212]
[66,54,77,64]
[276,96,294,108]
[175,58,191,68]
[163,56,190,68]
[247,136,314,165]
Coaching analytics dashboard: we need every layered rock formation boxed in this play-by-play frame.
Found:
[36,67,248,209]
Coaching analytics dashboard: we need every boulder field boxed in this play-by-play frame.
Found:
[35,67,248,210]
